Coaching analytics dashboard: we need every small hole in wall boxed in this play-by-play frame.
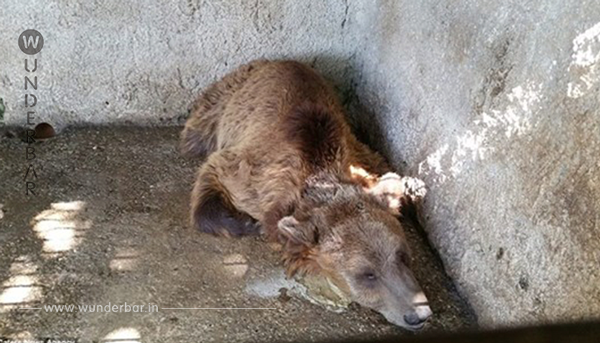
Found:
[519,276,529,291]
[496,247,505,260]
[105,101,109,105]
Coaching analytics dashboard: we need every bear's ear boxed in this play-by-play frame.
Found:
[276,216,318,247]
[277,216,321,277]
[368,173,427,214]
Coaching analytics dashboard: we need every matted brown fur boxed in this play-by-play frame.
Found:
[181,60,389,239]
[181,60,432,329]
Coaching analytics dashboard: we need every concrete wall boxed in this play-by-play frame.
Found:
[0,0,355,128]
[2,0,599,328]
[348,0,600,327]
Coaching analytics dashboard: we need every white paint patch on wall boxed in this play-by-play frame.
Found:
[567,22,600,98]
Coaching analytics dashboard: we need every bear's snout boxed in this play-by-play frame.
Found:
[404,303,432,327]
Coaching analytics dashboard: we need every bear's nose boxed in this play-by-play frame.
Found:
[404,304,432,326]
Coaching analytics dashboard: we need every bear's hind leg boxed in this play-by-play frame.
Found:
[190,153,259,236]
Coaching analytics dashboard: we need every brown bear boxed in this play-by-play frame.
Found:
[180,59,432,330]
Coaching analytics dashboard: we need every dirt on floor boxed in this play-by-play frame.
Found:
[0,126,475,342]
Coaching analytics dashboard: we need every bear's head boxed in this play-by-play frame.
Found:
[276,172,431,330]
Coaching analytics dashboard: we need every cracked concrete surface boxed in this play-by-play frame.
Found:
[0,127,474,341]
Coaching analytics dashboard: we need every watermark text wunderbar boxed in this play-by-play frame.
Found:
[19,304,276,312]
[0,339,76,343]
[19,29,45,196]
[22,302,159,313]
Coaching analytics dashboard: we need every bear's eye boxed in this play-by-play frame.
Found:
[359,271,377,282]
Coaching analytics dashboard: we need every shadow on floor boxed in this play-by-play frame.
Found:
[0,126,474,342]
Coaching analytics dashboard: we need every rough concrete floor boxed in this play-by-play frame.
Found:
[0,126,475,342]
